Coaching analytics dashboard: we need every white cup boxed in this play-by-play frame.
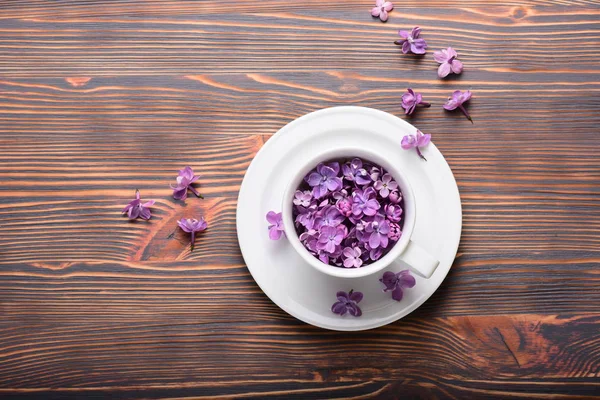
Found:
[281,147,439,279]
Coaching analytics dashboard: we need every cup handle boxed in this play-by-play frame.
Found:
[394,240,439,279]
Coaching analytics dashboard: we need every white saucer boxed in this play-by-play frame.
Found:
[236,106,462,331]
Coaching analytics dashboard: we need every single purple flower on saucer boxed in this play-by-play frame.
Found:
[444,90,473,123]
[434,47,463,78]
[177,217,207,251]
[342,247,363,268]
[331,289,363,316]
[401,88,431,116]
[122,189,155,220]
[380,270,415,301]
[171,166,203,200]
[395,27,427,55]
[401,129,431,161]
[266,211,285,240]
[306,163,343,199]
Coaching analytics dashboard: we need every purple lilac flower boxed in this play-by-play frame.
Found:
[401,129,431,161]
[394,27,427,55]
[122,190,155,220]
[293,190,313,207]
[374,173,399,198]
[384,204,403,222]
[365,215,390,249]
[444,90,473,123]
[389,190,401,203]
[352,187,380,217]
[171,166,202,200]
[342,158,371,185]
[307,163,343,199]
[299,229,318,253]
[342,247,363,268]
[388,222,402,241]
[177,217,207,251]
[434,47,463,78]
[317,225,346,254]
[401,88,431,115]
[266,211,285,240]
[370,0,393,22]
[336,198,353,217]
[380,270,415,301]
[331,289,363,317]
[314,206,345,229]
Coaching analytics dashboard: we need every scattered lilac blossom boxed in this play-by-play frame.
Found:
[444,90,473,123]
[394,27,427,55]
[380,270,416,301]
[331,289,363,317]
[401,129,431,161]
[401,88,431,116]
[122,190,155,220]
[266,211,285,240]
[177,217,207,251]
[371,0,393,22]
[171,166,203,200]
[434,47,463,78]
[293,157,404,268]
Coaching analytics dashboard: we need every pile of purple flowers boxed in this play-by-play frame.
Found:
[292,157,403,268]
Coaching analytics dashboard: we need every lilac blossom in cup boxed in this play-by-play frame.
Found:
[380,270,415,301]
[292,157,404,268]
[401,129,431,161]
[307,162,343,199]
[434,47,463,78]
[331,289,363,317]
[401,88,431,116]
[444,90,473,123]
[122,190,155,220]
[394,27,427,55]
[374,173,398,198]
[177,217,207,251]
[370,0,393,22]
[342,247,363,268]
[266,211,285,240]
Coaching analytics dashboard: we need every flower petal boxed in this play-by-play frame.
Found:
[379,10,388,21]
[402,41,410,54]
[336,291,349,300]
[383,1,393,11]
[417,133,431,147]
[451,59,463,74]
[139,207,152,220]
[332,302,346,314]
[142,200,155,207]
[349,291,363,303]
[370,6,380,17]
[129,206,140,220]
[173,187,188,200]
[266,211,279,225]
[398,272,416,288]
[447,47,458,59]
[391,286,404,301]
[307,172,323,187]
[433,50,447,63]
[269,227,283,240]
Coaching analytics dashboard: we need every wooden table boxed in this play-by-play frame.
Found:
[1,1,599,398]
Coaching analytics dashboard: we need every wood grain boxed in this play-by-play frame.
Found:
[0,0,599,398]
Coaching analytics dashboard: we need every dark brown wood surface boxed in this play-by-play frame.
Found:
[1,1,599,399]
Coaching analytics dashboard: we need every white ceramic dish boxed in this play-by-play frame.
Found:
[236,106,462,331]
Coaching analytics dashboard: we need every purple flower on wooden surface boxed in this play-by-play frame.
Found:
[331,289,363,317]
[171,166,203,200]
[434,47,463,78]
[122,190,155,220]
[306,162,343,199]
[374,173,399,198]
[444,90,473,123]
[395,27,427,54]
[380,270,415,301]
[401,88,431,115]
[266,211,285,240]
[401,129,431,161]
[177,217,207,251]
[371,0,393,22]
[342,247,363,268]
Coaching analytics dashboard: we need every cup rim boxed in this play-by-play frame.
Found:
[281,147,416,279]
